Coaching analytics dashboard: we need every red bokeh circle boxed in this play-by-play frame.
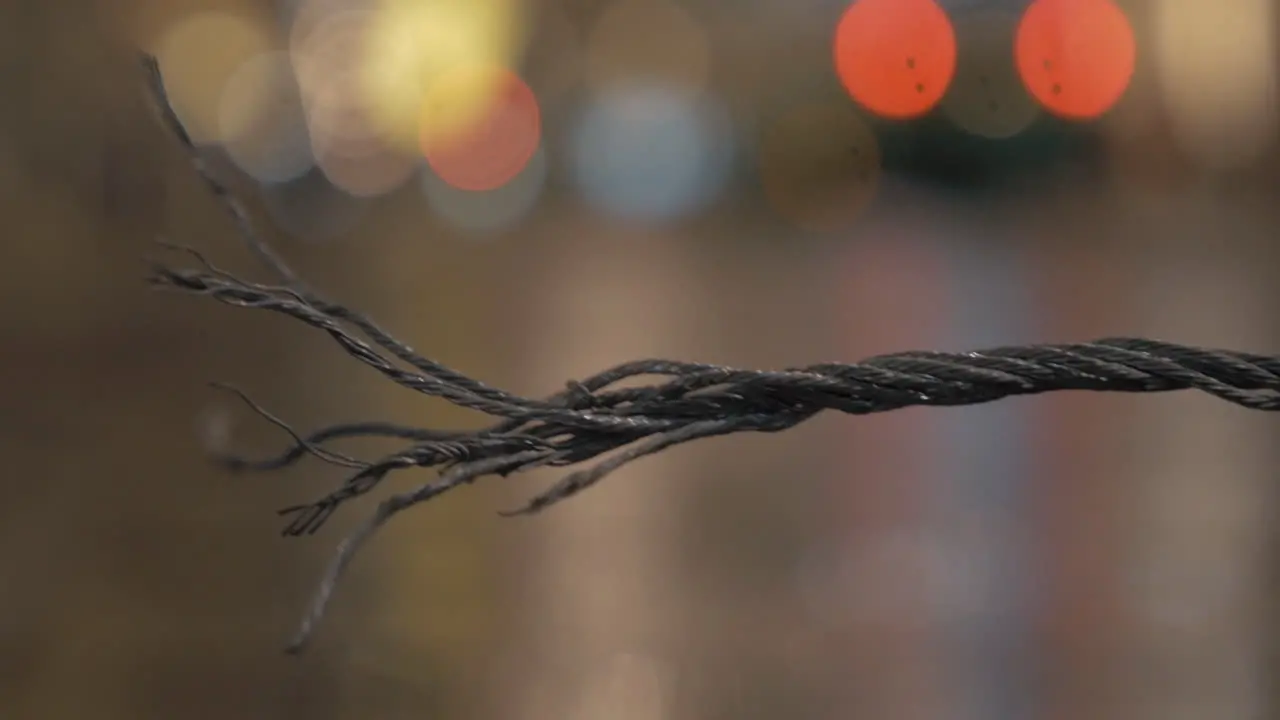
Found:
[833,0,957,119]
[1015,0,1136,120]
[421,69,541,192]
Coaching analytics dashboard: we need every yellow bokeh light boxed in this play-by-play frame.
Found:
[419,64,514,149]
[359,0,527,150]
[153,11,272,144]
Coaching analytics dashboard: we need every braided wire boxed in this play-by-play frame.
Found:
[140,53,1280,653]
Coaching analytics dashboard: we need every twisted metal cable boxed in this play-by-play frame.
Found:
[140,54,1280,654]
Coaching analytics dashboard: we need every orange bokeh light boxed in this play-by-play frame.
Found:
[833,0,957,119]
[1015,0,1136,120]
[420,69,541,192]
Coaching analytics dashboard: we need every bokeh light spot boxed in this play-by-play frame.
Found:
[941,10,1039,138]
[570,84,733,223]
[289,9,384,165]
[420,66,541,192]
[1015,0,1135,120]
[833,0,957,119]
[303,66,395,196]
[418,64,509,148]
[757,102,881,234]
[359,0,526,150]
[154,12,272,144]
[217,52,314,184]
[315,139,417,198]
[289,8,371,94]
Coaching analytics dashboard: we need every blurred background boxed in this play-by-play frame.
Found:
[3,0,1280,717]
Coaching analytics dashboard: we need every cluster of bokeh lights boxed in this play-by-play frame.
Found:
[834,0,1137,122]
[143,0,1163,241]
[152,0,543,234]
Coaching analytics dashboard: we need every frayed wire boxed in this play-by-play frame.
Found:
[140,53,1280,654]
